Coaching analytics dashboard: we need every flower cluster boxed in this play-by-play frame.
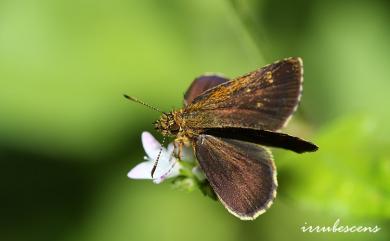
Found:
[128,132,216,199]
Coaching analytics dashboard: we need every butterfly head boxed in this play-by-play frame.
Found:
[154,112,180,136]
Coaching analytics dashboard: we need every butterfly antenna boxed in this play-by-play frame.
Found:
[151,136,166,178]
[123,94,163,113]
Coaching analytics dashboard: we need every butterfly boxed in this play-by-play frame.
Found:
[125,57,318,220]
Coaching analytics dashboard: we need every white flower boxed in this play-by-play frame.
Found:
[192,166,206,182]
[127,131,181,184]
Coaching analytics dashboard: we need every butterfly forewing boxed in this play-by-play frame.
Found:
[183,57,303,131]
[195,135,277,220]
[184,75,229,106]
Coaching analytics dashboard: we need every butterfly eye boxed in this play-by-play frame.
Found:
[169,126,179,136]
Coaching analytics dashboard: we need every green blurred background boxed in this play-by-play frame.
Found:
[1,0,389,240]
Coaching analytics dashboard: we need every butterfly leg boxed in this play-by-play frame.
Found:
[173,139,184,161]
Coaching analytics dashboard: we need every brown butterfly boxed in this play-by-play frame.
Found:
[125,57,318,220]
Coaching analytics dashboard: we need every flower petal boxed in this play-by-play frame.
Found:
[180,146,194,162]
[152,150,176,178]
[127,161,154,179]
[153,161,180,184]
[142,131,164,159]
[167,143,175,154]
[167,161,181,178]
[128,149,181,183]
[129,132,184,184]
[169,143,194,162]
[192,166,206,181]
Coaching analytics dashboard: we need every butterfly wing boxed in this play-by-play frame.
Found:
[194,134,277,220]
[184,75,229,106]
[203,127,318,153]
[183,57,303,131]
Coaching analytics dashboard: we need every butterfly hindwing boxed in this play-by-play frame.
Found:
[194,135,277,220]
[183,57,303,131]
[203,127,318,153]
[184,75,229,106]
